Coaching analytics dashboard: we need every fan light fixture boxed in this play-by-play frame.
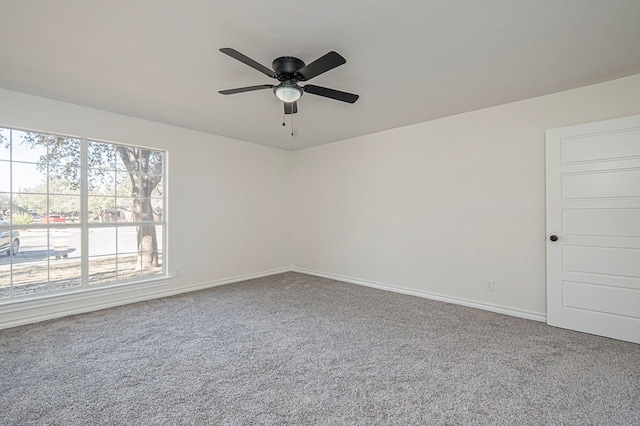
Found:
[218,48,359,115]
[274,83,302,102]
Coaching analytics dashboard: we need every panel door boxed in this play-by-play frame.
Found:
[546,114,640,344]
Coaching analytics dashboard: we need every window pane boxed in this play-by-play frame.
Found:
[49,170,81,195]
[88,196,116,223]
[150,198,163,222]
[89,227,116,256]
[49,228,81,290]
[116,197,138,221]
[137,224,158,253]
[88,167,116,195]
[0,266,9,298]
[116,225,162,278]
[10,227,50,297]
[116,150,130,172]
[117,253,141,281]
[88,223,116,284]
[155,225,164,251]
[0,129,10,161]
[0,222,12,297]
[147,150,163,174]
[47,137,81,170]
[150,176,163,197]
[12,194,46,223]
[14,228,48,263]
[50,228,76,257]
[48,195,81,224]
[0,161,9,193]
[115,171,132,197]
[0,194,8,219]
[12,162,47,193]
[10,131,47,163]
[88,141,116,170]
[88,255,117,286]
[140,251,163,279]
[117,226,138,254]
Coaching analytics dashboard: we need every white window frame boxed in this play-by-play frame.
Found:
[0,126,168,301]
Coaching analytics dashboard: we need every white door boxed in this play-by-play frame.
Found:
[546,114,640,344]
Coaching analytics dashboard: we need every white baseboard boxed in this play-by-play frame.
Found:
[158,267,293,296]
[0,267,291,330]
[292,267,547,322]
[1,266,546,330]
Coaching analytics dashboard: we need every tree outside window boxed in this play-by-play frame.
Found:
[0,127,166,299]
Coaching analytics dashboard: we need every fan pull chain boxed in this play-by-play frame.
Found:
[291,110,294,136]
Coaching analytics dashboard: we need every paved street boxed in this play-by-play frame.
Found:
[0,226,163,266]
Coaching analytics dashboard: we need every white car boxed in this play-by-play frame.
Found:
[0,220,20,256]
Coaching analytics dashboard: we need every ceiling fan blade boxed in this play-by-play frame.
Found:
[284,101,298,115]
[295,51,346,81]
[218,84,274,95]
[303,85,359,103]
[219,48,277,78]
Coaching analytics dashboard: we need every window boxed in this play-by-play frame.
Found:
[0,127,166,299]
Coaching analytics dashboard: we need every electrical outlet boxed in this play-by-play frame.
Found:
[487,281,494,291]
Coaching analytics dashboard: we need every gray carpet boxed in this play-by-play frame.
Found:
[1,272,638,425]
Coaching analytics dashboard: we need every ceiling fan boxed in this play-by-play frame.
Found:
[218,48,359,115]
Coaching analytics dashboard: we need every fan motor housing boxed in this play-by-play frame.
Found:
[273,56,305,80]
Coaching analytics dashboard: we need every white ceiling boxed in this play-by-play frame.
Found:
[1,1,639,150]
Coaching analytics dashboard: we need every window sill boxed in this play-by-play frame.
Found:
[0,276,174,329]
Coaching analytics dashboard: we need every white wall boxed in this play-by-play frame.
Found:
[0,88,291,328]
[291,74,640,319]
[2,74,639,327]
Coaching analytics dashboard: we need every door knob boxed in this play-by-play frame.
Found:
[549,235,558,242]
